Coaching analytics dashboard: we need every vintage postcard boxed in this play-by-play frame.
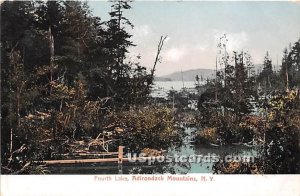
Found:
[1,0,299,195]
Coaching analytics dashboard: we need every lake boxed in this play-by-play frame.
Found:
[151,81,200,98]
[153,81,197,91]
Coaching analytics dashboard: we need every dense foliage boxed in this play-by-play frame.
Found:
[1,1,164,173]
[196,36,300,174]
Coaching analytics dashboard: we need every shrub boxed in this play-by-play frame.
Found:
[111,107,183,152]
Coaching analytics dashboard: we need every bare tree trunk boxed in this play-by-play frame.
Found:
[215,56,218,102]
[8,42,19,156]
[224,45,227,88]
[150,35,168,79]
[143,35,168,93]
[286,64,289,92]
[10,128,13,155]
[17,88,20,127]
[48,26,55,95]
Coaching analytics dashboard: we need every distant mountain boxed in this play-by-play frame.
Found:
[154,77,172,81]
[155,64,270,82]
[156,68,215,81]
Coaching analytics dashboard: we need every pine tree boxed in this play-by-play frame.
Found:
[257,51,274,93]
[288,39,300,88]
[104,0,148,106]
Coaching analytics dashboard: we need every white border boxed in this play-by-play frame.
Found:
[1,174,300,196]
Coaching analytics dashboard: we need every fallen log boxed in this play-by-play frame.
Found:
[53,152,119,157]
[39,156,166,165]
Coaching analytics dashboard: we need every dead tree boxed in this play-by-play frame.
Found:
[150,35,168,79]
[142,35,168,93]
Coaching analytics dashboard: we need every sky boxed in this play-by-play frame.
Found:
[89,1,300,76]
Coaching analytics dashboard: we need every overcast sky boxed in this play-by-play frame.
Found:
[89,1,300,76]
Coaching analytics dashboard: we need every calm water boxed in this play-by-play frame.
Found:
[153,81,197,91]
[151,81,199,98]
[167,127,257,174]
[48,126,257,174]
